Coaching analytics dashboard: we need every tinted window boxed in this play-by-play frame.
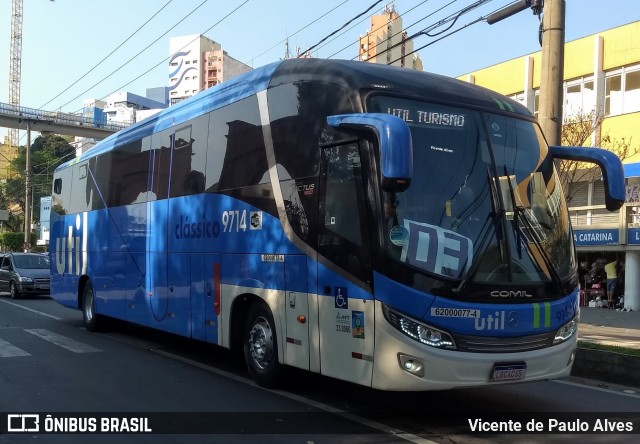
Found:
[268,81,356,180]
[150,129,173,201]
[52,167,72,214]
[170,114,209,198]
[205,96,267,191]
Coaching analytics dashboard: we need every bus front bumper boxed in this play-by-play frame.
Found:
[372,303,576,391]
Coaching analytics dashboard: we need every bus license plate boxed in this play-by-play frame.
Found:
[491,362,526,382]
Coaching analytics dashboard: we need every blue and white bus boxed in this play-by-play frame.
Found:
[49,59,624,390]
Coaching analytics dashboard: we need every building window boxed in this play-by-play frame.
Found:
[186,61,191,65]
[563,76,595,121]
[193,60,198,64]
[605,65,640,116]
[170,62,178,67]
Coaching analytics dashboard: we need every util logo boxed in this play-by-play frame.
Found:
[54,213,87,276]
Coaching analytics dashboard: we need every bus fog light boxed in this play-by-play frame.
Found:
[398,353,424,377]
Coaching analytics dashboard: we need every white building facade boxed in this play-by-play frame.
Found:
[168,34,252,105]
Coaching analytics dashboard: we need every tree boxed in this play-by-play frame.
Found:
[557,110,638,206]
[0,135,75,231]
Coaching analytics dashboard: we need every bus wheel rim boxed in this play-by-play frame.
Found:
[248,316,272,370]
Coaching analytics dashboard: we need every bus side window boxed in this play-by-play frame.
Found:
[318,143,371,282]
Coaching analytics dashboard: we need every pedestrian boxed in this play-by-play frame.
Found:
[604,257,620,309]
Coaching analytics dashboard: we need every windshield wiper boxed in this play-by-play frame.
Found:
[502,166,563,290]
[453,166,509,294]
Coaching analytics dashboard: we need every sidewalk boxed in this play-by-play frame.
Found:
[578,306,640,349]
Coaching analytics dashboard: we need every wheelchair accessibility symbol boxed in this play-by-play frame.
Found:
[334,287,348,309]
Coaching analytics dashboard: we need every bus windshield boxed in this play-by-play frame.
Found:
[368,96,574,287]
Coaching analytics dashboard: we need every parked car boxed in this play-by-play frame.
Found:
[0,252,51,299]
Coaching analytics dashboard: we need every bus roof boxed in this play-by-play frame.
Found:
[270,58,532,118]
[57,59,530,171]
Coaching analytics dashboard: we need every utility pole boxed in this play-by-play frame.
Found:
[487,0,565,145]
[24,123,31,251]
[538,0,565,146]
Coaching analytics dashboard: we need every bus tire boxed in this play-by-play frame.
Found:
[82,281,103,332]
[243,302,281,388]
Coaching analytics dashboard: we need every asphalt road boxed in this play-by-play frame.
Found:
[1,294,640,443]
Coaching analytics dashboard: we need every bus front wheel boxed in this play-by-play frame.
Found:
[82,281,103,332]
[243,302,281,388]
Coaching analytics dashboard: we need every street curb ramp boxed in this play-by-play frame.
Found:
[572,348,640,388]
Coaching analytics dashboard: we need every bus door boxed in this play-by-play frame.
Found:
[284,255,310,370]
[316,141,375,386]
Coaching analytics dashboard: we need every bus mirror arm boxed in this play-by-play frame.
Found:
[550,145,625,211]
[327,113,413,192]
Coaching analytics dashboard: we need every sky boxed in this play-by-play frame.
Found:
[1,0,639,114]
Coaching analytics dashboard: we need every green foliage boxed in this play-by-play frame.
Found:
[1,134,75,231]
[0,232,37,252]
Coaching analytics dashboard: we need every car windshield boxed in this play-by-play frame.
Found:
[13,254,50,269]
[367,96,574,287]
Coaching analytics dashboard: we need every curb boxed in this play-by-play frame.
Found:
[572,347,640,388]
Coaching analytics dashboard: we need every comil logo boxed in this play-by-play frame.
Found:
[490,290,533,298]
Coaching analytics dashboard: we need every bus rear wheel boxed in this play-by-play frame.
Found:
[243,302,281,388]
[82,281,103,332]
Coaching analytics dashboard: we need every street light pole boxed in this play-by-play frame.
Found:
[24,122,31,251]
[538,0,566,146]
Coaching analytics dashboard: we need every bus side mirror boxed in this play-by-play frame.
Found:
[550,145,625,211]
[327,113,413,192]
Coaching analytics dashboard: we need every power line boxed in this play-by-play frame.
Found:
[77,0,252,110]
[387,0,509,65]
[373,0,496,64]
[246,0,352,64]
[324,0,434,59]
[56,0,211,112]
[39,0,176,110]
[298,0,383,57]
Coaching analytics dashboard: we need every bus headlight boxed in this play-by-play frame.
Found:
[553,314,579,344]
[383,304,456,350]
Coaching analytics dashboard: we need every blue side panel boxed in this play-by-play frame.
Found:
[166,253,191,337]
[168,194,297,255]
[221,254,285,291]
[125,252,151,326]
[203,254,221,344]
[317,262,374,303]
[191,253,206,341]
[374,272,435,320]
[90,252,125,319]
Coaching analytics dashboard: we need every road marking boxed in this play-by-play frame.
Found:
[152,349,435,443]
[0,337,31,357]
[24,329,101,353]
[0,299,62,320]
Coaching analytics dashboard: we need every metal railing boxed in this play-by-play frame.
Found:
[0,101,131,132]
